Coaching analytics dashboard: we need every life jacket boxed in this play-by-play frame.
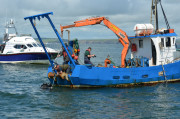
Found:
[63,48,69,58]
[63,51,67,58]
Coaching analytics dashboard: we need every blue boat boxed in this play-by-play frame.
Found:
[24,1,180,88]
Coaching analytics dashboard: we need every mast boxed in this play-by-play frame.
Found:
[4,19,18,41]
[150,0,159,33]
[150,0,171,33]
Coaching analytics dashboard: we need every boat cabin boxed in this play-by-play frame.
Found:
[129,24,177,66]
[0,19,53,54]
[1,36,43,54]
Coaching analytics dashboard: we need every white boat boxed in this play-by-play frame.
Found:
[0,19,59,64]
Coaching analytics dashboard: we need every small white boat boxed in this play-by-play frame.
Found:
[0,19,59,64]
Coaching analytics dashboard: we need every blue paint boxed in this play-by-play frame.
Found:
[128,32,177,39]
[0,53,55,62]
[47,60,180,87]
[24,12,54,67]
[24,12,53,21]
[45,15,76,67]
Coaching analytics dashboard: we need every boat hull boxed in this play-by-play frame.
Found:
[0,52,58,64]
[47,60,180,88]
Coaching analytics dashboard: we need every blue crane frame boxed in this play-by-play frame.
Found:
[24,12,76,68]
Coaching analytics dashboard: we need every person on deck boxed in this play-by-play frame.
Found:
[54,64,63,75]
[54,64,70,81]
[57,43,71,64]
[84,47,96,65]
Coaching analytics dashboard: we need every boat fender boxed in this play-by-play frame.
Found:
[74,56,78,60]
[131,43,137,52]
[72,54,75,58]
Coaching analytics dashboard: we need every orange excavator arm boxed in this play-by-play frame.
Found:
[60,17,129,68]
[60,17,104,36]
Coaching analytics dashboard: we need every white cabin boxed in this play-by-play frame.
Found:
[129,25,178,66]
[2,36,57,54]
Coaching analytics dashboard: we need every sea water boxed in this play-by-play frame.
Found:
[0,40,180,119]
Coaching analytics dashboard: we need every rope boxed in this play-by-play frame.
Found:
[160,61,167,83]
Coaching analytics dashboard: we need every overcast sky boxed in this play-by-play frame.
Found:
[0,0,180,40]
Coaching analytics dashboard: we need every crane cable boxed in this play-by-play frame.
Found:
[159,0,170,29]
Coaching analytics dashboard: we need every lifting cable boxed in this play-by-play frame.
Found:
[159,0,170,29]
[160,61,167,83]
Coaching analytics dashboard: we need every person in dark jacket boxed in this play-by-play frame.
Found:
[57,43,71,64]
[84,47,96,65]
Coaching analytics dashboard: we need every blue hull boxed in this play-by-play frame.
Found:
[0,53,57,63]
[48,60,180,88]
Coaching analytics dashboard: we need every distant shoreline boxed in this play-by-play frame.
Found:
[0,38,119,43]
[1,37,180,44]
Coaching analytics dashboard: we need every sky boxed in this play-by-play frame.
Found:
[0,0,180,40]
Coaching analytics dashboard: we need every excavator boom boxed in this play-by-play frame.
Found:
[60,17,129,67]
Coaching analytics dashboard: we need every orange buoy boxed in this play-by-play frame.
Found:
[74,49,77,53]
[72,54,75,58]
[74,56,78,60]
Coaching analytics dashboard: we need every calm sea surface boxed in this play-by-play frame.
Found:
[0,40,180,119]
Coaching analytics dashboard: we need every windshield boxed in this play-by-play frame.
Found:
[14,44,27,49]
[36,43,41,47]
[32,43,38,47]
[27,44,33,48]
